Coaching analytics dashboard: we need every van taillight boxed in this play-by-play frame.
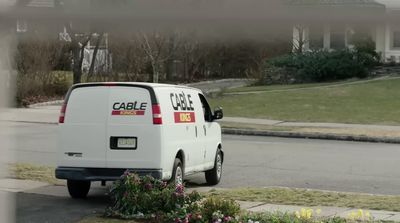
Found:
[152,104,162,125]
[59,103,67,124]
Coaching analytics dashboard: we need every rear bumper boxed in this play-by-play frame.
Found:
[55,167,162,181]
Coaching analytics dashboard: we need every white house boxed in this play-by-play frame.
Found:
[291,0,400,63]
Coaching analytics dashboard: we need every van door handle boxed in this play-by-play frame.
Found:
[203,125,206,136]
[195,126,198,137]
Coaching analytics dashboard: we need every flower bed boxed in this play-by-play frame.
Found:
[105,173,375,223]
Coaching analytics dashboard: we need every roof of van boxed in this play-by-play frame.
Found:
[73,82,201,91]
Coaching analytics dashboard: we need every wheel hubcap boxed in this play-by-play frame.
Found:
[175,166,183,185]
[216,154,222,179]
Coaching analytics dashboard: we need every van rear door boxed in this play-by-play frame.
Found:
[106,86,161,169]
[58,86,109,168]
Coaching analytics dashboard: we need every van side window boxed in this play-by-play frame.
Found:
[198,94,212,122]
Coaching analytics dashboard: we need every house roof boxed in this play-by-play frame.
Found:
[285,0,386,22]
[376,0,400,9]
[26,0,55,8]
[287,0,385,7]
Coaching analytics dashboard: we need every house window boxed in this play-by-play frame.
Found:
[393,31,400,49]
[88,33,107,49]
[331,27,345,50]
[309,26,323,50]
[16,20,27,33]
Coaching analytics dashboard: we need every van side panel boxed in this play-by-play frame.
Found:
[106,87,162,169]
[58,87,109,168]
[156,87,203,177]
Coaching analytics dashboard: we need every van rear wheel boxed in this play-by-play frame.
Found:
[170,158,183,185]
[67,180,91,199]
[205,149,222,185]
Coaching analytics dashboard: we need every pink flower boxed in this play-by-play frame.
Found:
[175,218,182,223]
[144,183,153,190]
[122,170,130,177]
[175,184,184,194]
[196,214,202,219]
[224,216,232,222]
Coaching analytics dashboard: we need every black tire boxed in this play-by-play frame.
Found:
[67,180,91,199]
[205,149,223,185]
[169,158,184,185]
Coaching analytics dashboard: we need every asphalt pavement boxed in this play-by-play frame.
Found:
[8,180,400,223]
[2,104,400,222]
[16,192,107,223]
[3,121,400,195]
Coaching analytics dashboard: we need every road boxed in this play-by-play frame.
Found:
[2,121,400,195]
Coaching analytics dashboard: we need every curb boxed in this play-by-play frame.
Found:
[186,78,256,96]
[29,100,64,108]
[6,119,400,144]
[222,128,400,144]
[8,120,58,125]
[185,78,255,86]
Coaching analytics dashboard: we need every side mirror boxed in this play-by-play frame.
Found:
[213,107,223,120]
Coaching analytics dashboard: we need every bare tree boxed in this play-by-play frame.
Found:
[65,23,92,84]
[88,32,105,78]
[109,36,148,81]
[138,31,178,83]
[181,37,203,81]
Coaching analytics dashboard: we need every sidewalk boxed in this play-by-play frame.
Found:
[220,117,400,144]
[0,105,60,124]
[2,105,400,144]
[1,178,399,221]
[237,200,400,221]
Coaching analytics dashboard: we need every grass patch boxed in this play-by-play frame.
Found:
[220,122,297,132]
[225,80,358,93]
[79,216,142,223]
[8,163,61,185]
[209,187,400,212]
[210,78,400,125]
[220,122,400,138]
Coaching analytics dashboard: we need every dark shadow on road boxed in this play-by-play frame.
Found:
[15,174,221,223]
[16,192,109,223]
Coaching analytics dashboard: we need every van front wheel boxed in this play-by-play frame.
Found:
[205,149,222,185]
[170,158,183,185]
[67,180,91,199]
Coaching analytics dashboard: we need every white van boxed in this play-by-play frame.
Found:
[56,82,224,198]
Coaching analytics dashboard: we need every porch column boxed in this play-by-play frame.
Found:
[293,25,310,52]
[375,24,386,61]
[323,24,331,50]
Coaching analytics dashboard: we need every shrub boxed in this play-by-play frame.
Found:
[105,173,244,223]
[105,174,371,223]
[105,172,203,221]
[261,48,380,84]
[201,197,241,222]
[15,38,71,106]
[15,71,70,107]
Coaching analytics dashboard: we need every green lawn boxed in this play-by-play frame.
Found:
[209,78,400,125]
[225,80,358,93]
[9,163,61,184]
[210,188,400,212]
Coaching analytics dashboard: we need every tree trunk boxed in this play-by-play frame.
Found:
[165,35,175,81]
[72,35,91,84]
[88,33,104,78]
[152,62,158,83]
[72,41,82,84]
[183,56,188,81]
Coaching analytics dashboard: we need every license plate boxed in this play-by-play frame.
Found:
[117,138,137,148]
